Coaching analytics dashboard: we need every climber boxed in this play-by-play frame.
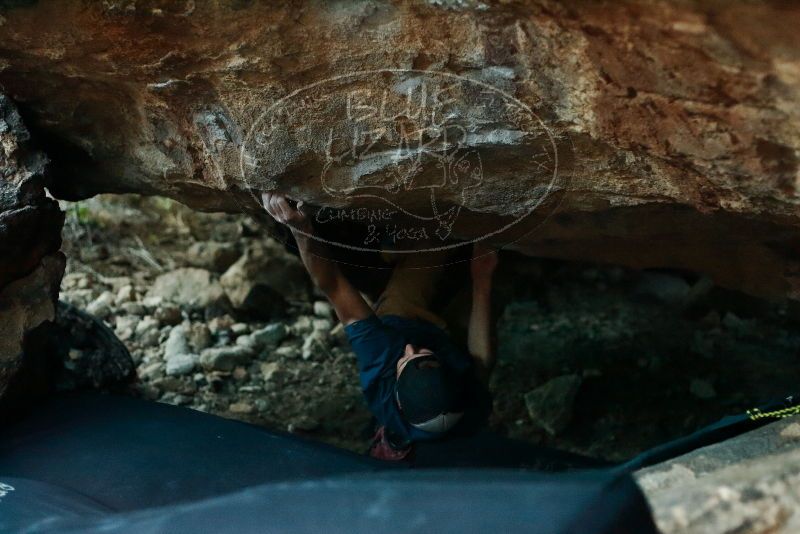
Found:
[261,192,498,460]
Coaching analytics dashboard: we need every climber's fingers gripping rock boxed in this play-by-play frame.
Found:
[261,192,311,233]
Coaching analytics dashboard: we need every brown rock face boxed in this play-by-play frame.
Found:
[0,94,65,401]
[0,1,798,297]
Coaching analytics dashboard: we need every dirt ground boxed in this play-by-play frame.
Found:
[58,195,800,460]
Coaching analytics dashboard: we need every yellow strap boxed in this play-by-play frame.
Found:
[746,404,800,421]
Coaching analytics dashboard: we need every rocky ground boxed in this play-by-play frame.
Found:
[58,195,800,459]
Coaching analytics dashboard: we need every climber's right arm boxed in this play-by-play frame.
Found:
[261,192,373,326]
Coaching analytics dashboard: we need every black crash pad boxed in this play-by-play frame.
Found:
[0,393,657,533]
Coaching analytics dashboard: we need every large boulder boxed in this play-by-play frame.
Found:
[145,268,227,310]
[220,240,310,319]
[0,94,65,405]
[0,1,797,299]
[637,416,800,533]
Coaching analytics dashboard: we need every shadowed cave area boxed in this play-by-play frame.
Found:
[2,1,800,532]
[47,195,800,461]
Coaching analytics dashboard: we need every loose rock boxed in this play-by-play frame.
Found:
[232,366,249,381]
[524,374,583,436]
[146,268,226,310]
[229,401,254,414]
[134,316,161,347]
[139,361,164,380]
[235,334,257,349]
[165,353,199,377]
[220,241,309,319]
[164,324,191,361]
[302,330,330,361]
[154,304,182,326]
[199,346,255,372]
[186,323,212,352]
[185,241,240,273]
[115,284,135,305]
[230,322,250,336]
[86,291,115,319]
[260,362,282,383]
[152,376,194,394]
[120,302,146,316]
[313,301,334,319]
[250,323,289,349]
[208,315,235,336]
[114,315,139,341]
[275,344,301,360]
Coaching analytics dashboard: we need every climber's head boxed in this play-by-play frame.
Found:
[394,344,464,433]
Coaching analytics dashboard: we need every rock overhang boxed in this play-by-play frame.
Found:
[0,0,797,298]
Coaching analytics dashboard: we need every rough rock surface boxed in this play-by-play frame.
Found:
[523,373,582,436]
[0,94,64,402]
[145,267,226,310]
[637,416,800,534]
[0,1,797,298]
[219,240,310,320]
[45,302,135,391]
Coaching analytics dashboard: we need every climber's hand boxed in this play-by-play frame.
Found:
[471,242,498,281]
[261,192,311,233]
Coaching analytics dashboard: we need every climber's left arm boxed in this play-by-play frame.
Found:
[467,243,498,385]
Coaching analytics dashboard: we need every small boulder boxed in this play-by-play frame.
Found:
[154,304,182,325]
[524,374,583,436]
[115,284,135,305]
[86,291,115,319]
[200,346,255,371]
[152,376,193,394]
[141,296,164,309]
[230,322,250,336]
[120,302,146,316]
[186,322,212,352]
[138,361,164,380]
[220,240,309,320]
[251,323,289,349]
[229,401,254,414]
[134,316,161,347]
[313,300,334,319]
[146,268,226,310]
[232,366,249,381]
[302,329,329,360]
[114,315,139,341]
[185,241,240,273]
[236,334,257,349]
[275,344,301,360]
[291,316,314,336]
[260,361,283,383]
[207,314,235,335]
[312,318,333,332]
[164,324,191,360]
[165,353,198,376]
